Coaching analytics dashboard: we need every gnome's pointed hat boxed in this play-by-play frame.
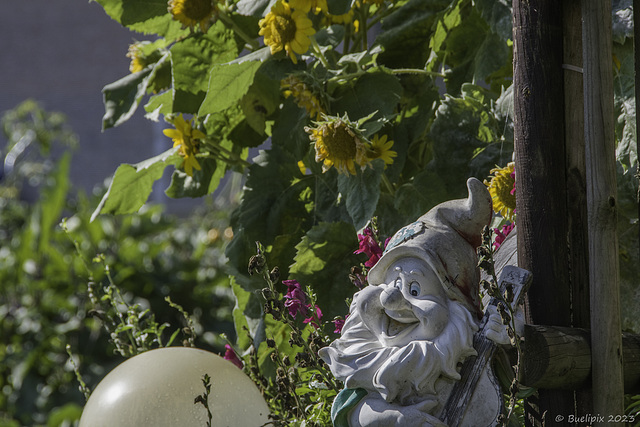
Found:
[368,178,492,318]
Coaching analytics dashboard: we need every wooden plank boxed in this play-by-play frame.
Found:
[562,0,592,416]
[581,0,624,424]
[512,1,574,423]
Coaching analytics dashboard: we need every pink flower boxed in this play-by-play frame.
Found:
[494,223,515,249]
[303,304,323,329]
[349,267,367,289]
[332,317,345,334]
[283,279,308,318]
[354,227,383,267]
[223,344,243,369]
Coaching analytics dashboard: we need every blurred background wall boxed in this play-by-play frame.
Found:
[0,0,201,214]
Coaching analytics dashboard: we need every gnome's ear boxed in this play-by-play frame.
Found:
[423,177,493,248]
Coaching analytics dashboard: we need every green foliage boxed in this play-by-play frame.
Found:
[0,102,237,425]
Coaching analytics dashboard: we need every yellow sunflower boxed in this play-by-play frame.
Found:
[259,0,316,64]
[366,134,397,167]
[281,75,325,119]
[306,115,368,175]
[168,0,217,33]
[163,114,206,176]
[484,162,516,221]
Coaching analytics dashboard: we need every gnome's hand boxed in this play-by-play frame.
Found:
[483,305,524,346]
[354,285,385,332]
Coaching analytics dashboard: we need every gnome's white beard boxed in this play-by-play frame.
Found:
[320,298,478,407]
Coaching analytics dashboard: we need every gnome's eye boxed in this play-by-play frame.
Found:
[409,282,420,297]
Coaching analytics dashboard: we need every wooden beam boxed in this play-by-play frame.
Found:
[581,0,624,423]
[521,325,640,394]
[512,0,573,424]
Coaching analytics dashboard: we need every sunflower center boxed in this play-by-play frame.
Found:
[324,123,357,160]
[273,15,297,44]
[494,172,516,210]
[182,0,213,21]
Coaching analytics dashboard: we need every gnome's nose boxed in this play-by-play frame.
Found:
[380,287,411,311]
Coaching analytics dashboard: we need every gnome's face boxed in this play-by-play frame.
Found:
[377,257,450,346]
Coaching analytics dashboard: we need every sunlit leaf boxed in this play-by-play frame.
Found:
[199,60,263,116]
[170,22,238,113]
[92,0,187,39]
[91,148,180,220]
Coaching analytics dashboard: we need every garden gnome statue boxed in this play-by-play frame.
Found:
[319,178,511,427]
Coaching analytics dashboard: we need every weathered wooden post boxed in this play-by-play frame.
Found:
[634,0,640,270]
[512,0,575,423]
[562,0,592,415]
[582,0,624,423]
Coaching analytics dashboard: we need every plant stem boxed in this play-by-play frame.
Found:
[391,68,445,78]
[381,173,395,195]
[359,6,369,51]
[218,11,259,50]
[328,67,445,85]
[204,140,251,168]
[310,36,331,69]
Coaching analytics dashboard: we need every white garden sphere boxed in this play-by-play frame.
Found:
[79,347,270,427]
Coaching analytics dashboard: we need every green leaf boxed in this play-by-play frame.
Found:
[271,99,311,160]
[331,71,403,122]
[165,158,222,198]
[612,0,634,44]
[613,40,637,171]
[426,86,503,195]
[144,90,173,121]
[199,60,264,116]
[337,160,384,230]
[474,0,513,42]
[240,70,281,134]
[289,221,359,320]
[429,4,511,94]
[327,0,354,15]
[102,54,169,129]
[376,0,450,68]
[236,147,310,242]
[230,46,273,64]
[46,402,83,427]
[170,22,238,113]
[39,152,71,252]
[225,145,311,291]
[231,276,266,349]
[102,68,152,130]
[91,148,180,220]
[316,25,346,47]
[92,0,187,39]
[394,167,450,220]
[236,0,277,17]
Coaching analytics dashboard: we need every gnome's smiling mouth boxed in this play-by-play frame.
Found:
[382,309,419,339]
